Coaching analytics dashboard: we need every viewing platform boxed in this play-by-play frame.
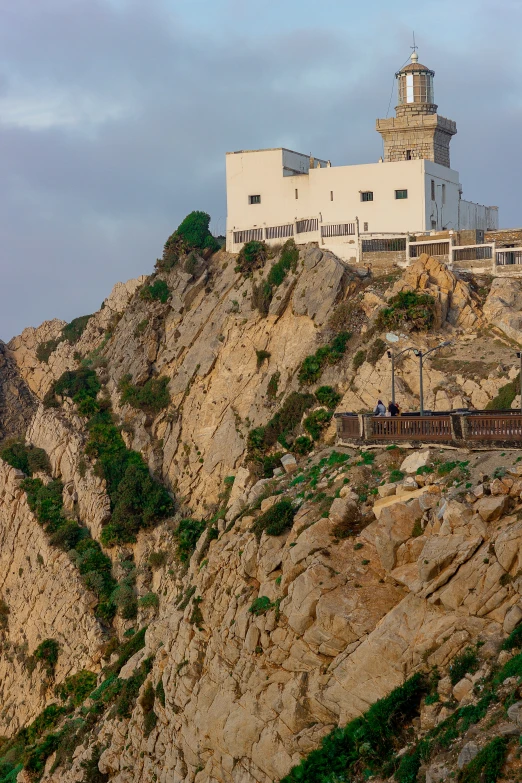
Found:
[335,410,522,447]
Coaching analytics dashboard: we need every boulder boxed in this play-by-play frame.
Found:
[280,454,297,474]
[457,741,479,769]
[504,604,522,635]
[507,700,522,727]
[374,501,419,571]
[475,495,509,523]
[400,450,430,475]
[377,483,397,498]
[452,677,473,702]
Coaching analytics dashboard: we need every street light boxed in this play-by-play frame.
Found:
[387,346,417,404]
[413,341,452,416]
[517,351,522,413]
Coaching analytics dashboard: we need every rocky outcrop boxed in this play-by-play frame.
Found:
[0,460,104,735]
[484,277,522,345]
[0,341,36,442]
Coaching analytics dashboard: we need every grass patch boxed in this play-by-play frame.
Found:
[248,596,274,616]
[486,378,519,410]
[449,646,479,685]
[174,519,206,563]
[458,736,508,783]
[314,386,341,410]
[56,671,97,707]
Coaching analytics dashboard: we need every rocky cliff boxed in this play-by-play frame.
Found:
[2,243,522,783]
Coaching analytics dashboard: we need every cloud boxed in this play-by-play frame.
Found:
[0,0,520,339]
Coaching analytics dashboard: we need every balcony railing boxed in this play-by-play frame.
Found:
[371,415,453,441]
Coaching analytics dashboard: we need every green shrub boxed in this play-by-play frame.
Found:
[255,349,271,369]
[155,678,166,707]
[80,745,109,783]
[0,440,50,476]
[57,671,97,706]
[458,736,508,783]
[251,499,295,540]
[449,646,479,685]
[352,349,366,369]
[174,211,219,253]
[140,279,170,304]
[486,378,519,410]
[148,550,168,569]
[36,338,60,363]
[298,332,351,385]
[112,583,138,620]
[501,622,522,650]
[143,709,158,737]
[304,409,333,440]
[62,315,92,344]
[376,290,437,332]
[118,375,170,413]
[367,338,387,365]
[248,392,315,456]
[237,241,267,275]
[249,596,274,616]
[252,279,273,315]
[44,368,101,411]
[267,238,298,287]
[106,627,147,677]
[494,650,522,683]
[260,452,284,478]
[280,673,425,783]
[292,436,314,455]
[175,519,207,563]
[34,639,60,679]
[389,469,405,483]
[314,386,341,410]
[267,372,280,399]
[139,592,159,610]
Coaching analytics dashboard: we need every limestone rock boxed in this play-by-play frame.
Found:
[400,450,430,474]
[475,495,509,522]
[457,741,479,769]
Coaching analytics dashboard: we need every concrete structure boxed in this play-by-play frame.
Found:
[226,50,498,263]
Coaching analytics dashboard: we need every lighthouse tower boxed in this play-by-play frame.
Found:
[376,50,457,167]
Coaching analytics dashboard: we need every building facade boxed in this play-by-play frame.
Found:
[226,51,498,263]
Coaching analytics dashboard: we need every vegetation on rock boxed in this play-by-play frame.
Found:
[248,392,315,457]
[139,279,170,304]
[118,374,170,413]
[251,499,295,540]
[298,332,351,385]
[376,290,437,332]
[0,440,50,476]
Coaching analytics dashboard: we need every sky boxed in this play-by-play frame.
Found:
[1,0,521,340]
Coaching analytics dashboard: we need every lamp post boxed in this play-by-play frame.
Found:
[387,346,416,404]
[517,351,522,413]
[413,341,452,416]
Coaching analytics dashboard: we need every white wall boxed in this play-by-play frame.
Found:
[459,200,499,231]
[423,161,461,230]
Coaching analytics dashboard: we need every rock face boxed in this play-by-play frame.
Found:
[3,249,522,782]
[0,341,36,442]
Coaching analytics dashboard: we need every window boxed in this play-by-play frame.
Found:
[248,195,261,205]
[442,183,446,205]
[395,189,408,200]
[330,191,334,201]
[431,179,435,201]
[406,150,412,160]
[295,188,298,199]
[361,191,373,202]
[363,222,368,232]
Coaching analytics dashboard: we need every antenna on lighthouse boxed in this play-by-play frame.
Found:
[411,32,418,62]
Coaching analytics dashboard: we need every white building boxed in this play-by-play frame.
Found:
[225,51,498,263]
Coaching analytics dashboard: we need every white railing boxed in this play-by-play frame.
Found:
[265,224,294,240]
[452,243,494,262]
[496,248,522,266]
[296,218,319,234]
[233,228,263,244]
[409,240,450,258]
[321,222,356,238]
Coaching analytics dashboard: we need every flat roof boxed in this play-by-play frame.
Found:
[226,146,328,162]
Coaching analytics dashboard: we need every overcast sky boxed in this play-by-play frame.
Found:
[1,0,521,340]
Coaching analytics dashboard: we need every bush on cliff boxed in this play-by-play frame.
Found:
[251,499,296,540]
[248,392,315,456]
[376,290,436,332]
[157,211,220,271]
[139,279,170,304]
[298,332,351,385]
[0,440,50,476]
[237,241,267,276]
[118,374,170,414]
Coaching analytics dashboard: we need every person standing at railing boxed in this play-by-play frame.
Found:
[388,400,400,417]
[374,399,386,416]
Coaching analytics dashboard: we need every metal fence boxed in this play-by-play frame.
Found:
[453,245,493,262]
[409,241,450,258]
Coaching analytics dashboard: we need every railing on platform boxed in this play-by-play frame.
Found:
[409,240,450,259]
[496,248,522,266]
[337,414,360,439]
[466,414,522,440]
[370,415,453,441]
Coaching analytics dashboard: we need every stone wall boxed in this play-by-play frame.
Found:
[376,111,456,167]
[486,228,522,247]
